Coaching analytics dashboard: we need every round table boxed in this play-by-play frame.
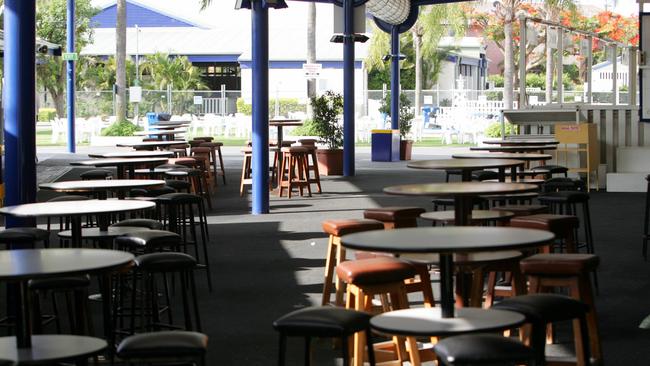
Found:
[116,141,188,151]
[420,209,515,225]
[482,139,559,146]
[149,124,189,130]
[341,226,554,318]
[452,152,552,162]
[134,129,186,141]
[384,182,537,226]
[0,200,155,247]
[87,151,174,159]
[0,248,133,360]
[407,159,524,182]
[371,307,525,336]
[470,145,557,153]
[269,119,302,147]
[70,157,170,179]
[39,179,165,199]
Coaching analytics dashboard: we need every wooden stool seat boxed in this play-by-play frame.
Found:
[336,258,417,286]
[520,253,599,275]
[363,207,425,229]
[322,219,384,237]
[199,141,226,185]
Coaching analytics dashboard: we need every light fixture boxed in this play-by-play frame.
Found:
[365,0,410,25]
[330,34,370,43]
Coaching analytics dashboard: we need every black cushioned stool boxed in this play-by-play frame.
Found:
[80,169,112,180]
[132,253,202,333]
[273,306,376,366]
[115,230,182,254]
[111,219,163,230]
[117,330,208,366]
[493,294,591,366]
[156,193,211,290]
[0,227,50,249]
[433,334,536,366]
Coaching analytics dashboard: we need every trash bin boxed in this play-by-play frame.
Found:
[371,129,400,162]
[421,106,432,124]
[146,112,158,124]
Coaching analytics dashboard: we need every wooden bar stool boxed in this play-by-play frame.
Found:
[190,147,214,190]
[321,219,384,306]
[278,146,311,198]
[199,141,226,185]
[299,144,322,194]
[336,258,418,366]
[510,214,579,253]
[363,207,425,229]
[520,253,602,365]
[240,147,252,196]
[491,204,548,218]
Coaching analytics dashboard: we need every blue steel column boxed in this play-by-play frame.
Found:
[390,26,400,130]
[4,0,37,228]
[342,0,355,176]
[251,0,270,214]
[66,0,76,153]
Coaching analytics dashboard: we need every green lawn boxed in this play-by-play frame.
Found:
[35,128,473,148]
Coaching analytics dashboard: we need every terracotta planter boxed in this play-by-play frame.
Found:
[316,148,343,176]
[400,139,413,160]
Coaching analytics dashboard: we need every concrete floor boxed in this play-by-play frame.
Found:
[26,145,650,365]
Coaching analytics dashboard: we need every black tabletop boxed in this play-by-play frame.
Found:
[341,226,554,254]
[370,307,526,337]
[482,139,559,146]
[384,182,538,197]
[0,335,106,364]
[470,145,557,152]
[0,200,155,218]
[70,157,169,167]
[452,152,552,161]
[87,151,174,159]
[0,249,134,280]
[116,141,187,148]
[407,158,524,170]
[39,179,165,192]
[57,226,149,239]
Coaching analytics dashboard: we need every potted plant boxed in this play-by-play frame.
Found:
[311,91,344,175]
[380,93,415,160]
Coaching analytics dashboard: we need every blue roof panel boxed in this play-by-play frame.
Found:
[93,2,197,28]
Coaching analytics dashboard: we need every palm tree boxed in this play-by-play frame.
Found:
[494,0,522,109]
[543,0,576,104]
[115,0,127,121]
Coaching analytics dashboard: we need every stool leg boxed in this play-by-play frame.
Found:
[334,243,347,307]
[321,236,337,306]
[576,274,601,363]
[364,329,376,366]
[217,147,226,184]
[304,336,311,366]
[278,334,287,366]
[341,336,350,366]
[644,180,650,260]
[353,289,366,366]
[310,151,322,194]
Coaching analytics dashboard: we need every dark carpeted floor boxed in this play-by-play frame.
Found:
[29,151,650,365]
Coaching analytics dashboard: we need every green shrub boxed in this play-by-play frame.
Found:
[525,73,545,89]
[291,119,319,136]
[488,75,504,87]
[379,93,414,138]
[485,121,518,138]
[38,108,57,122]
[101,120,142,136]
[311,91,343,149]
[236,98,252,115]
[236,97,306,117]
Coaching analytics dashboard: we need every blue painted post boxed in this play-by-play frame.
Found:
[390,26,400,131]
[342,0,355,176]
[4,0,37,228]
[251,0,270,214]
[66,0,76,153]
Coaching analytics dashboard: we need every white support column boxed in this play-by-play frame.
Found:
[587,36,593,104]
[557,29,564,103]
[629,47,638,106]
[519,15,527,109]
[612,44,618,105]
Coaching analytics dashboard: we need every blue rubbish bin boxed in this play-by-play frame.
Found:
[146,112,158,124]
[371,129,400,162]
[421,107,432,124]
